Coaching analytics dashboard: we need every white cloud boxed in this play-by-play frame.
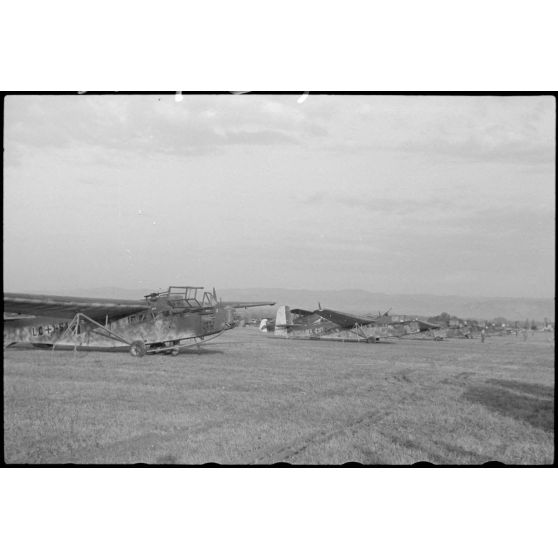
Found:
[3,94,555,297]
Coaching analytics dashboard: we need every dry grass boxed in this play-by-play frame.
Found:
[3,329,554,464]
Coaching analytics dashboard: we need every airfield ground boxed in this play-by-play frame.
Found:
[3,328,554,465]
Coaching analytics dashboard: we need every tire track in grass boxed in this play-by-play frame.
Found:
[439,371,477,387]
[49,418,232,464]
[249,409,391,464]
[375,430,495,464]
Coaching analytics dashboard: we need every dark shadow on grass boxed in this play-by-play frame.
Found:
[485,379,554,399]
[463,382,554,432]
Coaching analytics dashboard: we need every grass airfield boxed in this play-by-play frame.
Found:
[3,328,554,465]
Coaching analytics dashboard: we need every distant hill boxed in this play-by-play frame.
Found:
[220,288,555,322]
[52,286,554,322]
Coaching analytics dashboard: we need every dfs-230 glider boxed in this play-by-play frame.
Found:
[271,305,441,342]
[4,287,274,356]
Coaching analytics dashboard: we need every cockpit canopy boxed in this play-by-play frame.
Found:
[145,286,217,311]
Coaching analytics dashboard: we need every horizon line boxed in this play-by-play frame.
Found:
[4,285,554,301]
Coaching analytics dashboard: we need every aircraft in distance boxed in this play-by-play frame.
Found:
[3,286,274,357]
[445,321,519,339]
[271,305,441,343]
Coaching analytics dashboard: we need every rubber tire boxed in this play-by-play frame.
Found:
[170,347,180,356]
[130,340,147,357]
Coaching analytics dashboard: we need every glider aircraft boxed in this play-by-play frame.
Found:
[3,286,274,356]
[271,305,442,343]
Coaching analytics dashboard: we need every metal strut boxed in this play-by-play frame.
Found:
[52,313,228,356]
[351,323,370,342]
[53,312,133,352]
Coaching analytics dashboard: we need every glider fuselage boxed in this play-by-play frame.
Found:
[4,287,275,355]
[3,307,229,351]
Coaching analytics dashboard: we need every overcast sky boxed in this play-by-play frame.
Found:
[3,94,555,298]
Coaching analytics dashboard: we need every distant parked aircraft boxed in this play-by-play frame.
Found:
[271,305,441,343]
[4,286,274,356]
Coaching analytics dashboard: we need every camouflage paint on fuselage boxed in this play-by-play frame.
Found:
[272,306,443,343]
[3,286,235,352]
[4,307,230,351]
[273,306,392,342]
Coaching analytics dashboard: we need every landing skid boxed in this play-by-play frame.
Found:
[145,329,226,356]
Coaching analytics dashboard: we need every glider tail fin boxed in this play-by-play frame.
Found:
[274,305,292,336]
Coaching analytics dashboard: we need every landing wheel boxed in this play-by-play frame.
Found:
[170,347,180,356]
[130,340,147,357]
